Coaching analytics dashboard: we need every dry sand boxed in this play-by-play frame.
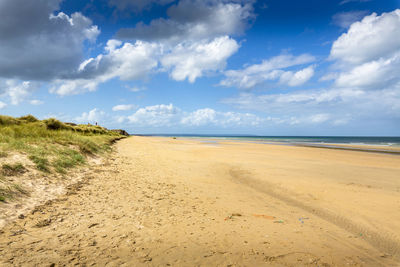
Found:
[1,136,400,266]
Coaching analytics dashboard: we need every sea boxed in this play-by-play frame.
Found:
[141,135,400,147]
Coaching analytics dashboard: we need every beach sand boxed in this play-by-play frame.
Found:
[1,136,400,266]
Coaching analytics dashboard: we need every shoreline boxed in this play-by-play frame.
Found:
[286,142,400,155]
[156,135,400,155]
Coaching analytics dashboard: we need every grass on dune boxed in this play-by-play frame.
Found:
[1,163,26,176]
[0,114,127,202]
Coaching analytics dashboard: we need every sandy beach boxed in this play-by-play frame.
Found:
[1,136,400,266]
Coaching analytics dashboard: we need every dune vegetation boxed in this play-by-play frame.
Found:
[0,114,128,202]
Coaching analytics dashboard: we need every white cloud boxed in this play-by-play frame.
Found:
[116,0,255,44]
[161,36,239,82]
[181,108,217,126]
[279,66,315,87]
[50,78,100,96]
[0,0,99,80]
[128,104,181,126]
[0,80,38,105]
[332,10,369,28]
[181,108,264,127]
[51,40,160,95]
[51,36,239,94]
[100,41,160,81]
[75,108,105,124]
[0,101,6,109]
[330,10,400,65]
[112,104,134,111]
[335,53,400,89]
[124,103,265,128]
[30,99,43,105]
[220,54,315,89]
[329,9,400,92]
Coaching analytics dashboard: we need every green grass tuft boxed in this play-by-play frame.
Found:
[43,118,69,130]
[1,163,26,176]
[53,149,85,173]
[0,115,20,126]
[29,155,50,172]
[18,115,39,123]
[0,184,28,202]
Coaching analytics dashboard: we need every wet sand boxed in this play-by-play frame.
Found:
[1,136,400,266]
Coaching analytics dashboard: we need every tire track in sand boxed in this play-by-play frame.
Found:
[229,167,400,262]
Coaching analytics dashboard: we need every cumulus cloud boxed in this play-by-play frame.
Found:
[220,54,315,89]
[52,35,239,94]
[0,0,99,81]
[330,10,400,65]
[51,40,160,95]
[0,79,38,105]
[112,104,134,111]
[330,9,400,91]
[128,104,181,126]
[335,53,400,89]
[75,108,105,124]
[49,79,100,96]
[125,103,264,128]
[279,66,315,87]
[332,10,369,28]
[0,101,6,109]
[124,103,339,129]
[181,108,217,126]
[181,108,263,126]
[116,0,254,44]
[161,36,239,82]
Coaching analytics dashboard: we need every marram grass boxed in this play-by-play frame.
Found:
[0,114,127,202]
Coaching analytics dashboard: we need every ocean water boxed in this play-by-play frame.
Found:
[145,135,400,147]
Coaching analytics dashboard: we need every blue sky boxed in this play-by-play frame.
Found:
[0,0,399,135]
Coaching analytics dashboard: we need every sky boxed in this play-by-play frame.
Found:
[0,0,399,135]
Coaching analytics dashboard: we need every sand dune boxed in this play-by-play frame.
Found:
[1,136,399,266]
